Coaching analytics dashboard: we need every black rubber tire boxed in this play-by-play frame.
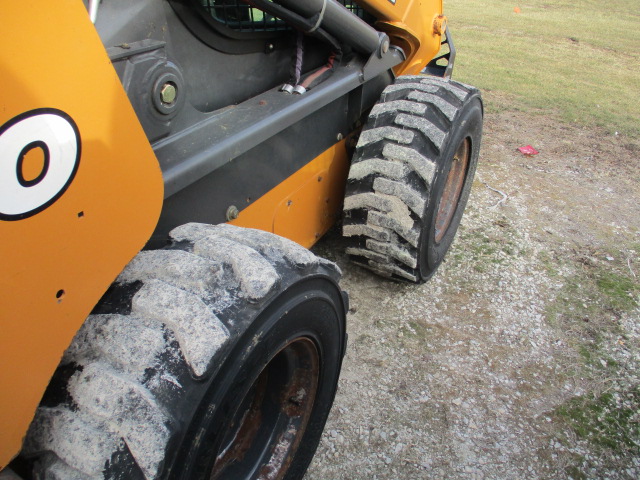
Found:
[342,75,483,283]
[19,223,347,480]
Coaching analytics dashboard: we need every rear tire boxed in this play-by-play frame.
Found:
[20,224,347,480]
[343,75,483,282]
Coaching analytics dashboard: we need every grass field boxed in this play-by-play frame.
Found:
[444,0,640,138]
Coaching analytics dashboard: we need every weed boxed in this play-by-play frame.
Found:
[538,251,560,278]
[555,386,640,454]
[564,465,588,480]
[595,271,638,312]
[456,216,522,274]
[543,242,640,470]
[544,248,638,330]
[473,263,487,273]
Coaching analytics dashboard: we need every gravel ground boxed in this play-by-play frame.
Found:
[306,97,640,479]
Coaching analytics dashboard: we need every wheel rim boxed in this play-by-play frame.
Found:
[434,137,470,243]
[209,337,319,480]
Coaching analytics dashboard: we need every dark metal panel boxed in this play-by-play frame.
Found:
[152,94,349,244]
[94,0,324,123]
[153,48,405,198]
[150,69,395,246]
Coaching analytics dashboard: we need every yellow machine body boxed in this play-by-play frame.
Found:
[0,0,444,469]
[364,0,445,74]
[231,137,353,248]
[0,2,164,468]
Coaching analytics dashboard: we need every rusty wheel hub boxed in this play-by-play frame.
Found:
[434,138,470,243]
[209,337,319,480]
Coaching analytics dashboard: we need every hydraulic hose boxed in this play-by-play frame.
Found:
[246,0,383,56]
[246,0,342,53]
[274,0,381,55]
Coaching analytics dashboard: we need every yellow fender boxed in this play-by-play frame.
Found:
[0,1,163,467]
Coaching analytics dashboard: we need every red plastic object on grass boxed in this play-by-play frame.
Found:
[518,145,539,155]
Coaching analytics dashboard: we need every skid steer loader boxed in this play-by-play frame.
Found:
[0,0,482,478]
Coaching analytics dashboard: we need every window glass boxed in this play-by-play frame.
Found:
[199,1,370,32]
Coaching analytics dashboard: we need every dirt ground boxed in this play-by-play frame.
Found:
[305,92,640,479]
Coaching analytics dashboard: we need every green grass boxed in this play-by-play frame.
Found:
[542,246,639,465]
[445,0,640,138]
[452,215,523,272]
[543,250,638,356]
[555,386,640,453]
[597,271,639,312]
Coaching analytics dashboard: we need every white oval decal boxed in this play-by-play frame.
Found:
[0,109,80,220]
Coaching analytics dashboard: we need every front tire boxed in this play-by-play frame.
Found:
[178,274,346,480]
[20,224,347,480]
[343,75,483,283]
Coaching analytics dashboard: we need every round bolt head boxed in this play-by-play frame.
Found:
[226,205,239,221]
[433,15,448,36]
[160,83,177,105]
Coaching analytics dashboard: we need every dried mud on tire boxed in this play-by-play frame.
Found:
[306,95,640,480]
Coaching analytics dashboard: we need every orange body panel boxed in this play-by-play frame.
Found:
[231,139,351,248]
[358,0,444,74]
[0,2,163,467]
